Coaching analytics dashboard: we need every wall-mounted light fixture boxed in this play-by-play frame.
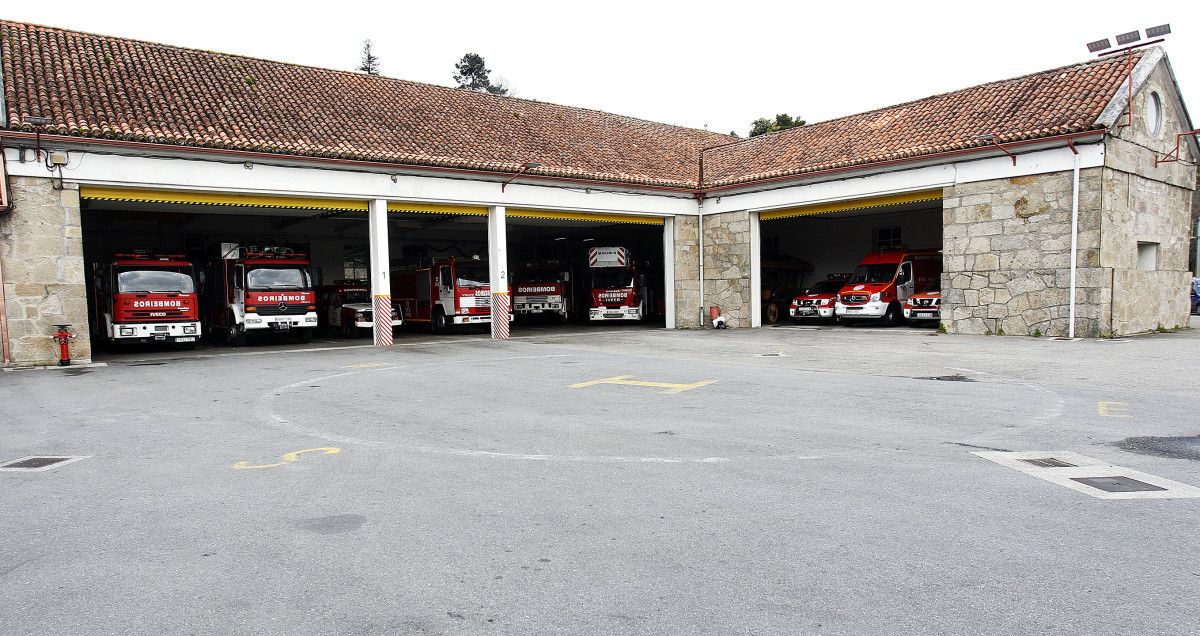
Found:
[501,162,542,192]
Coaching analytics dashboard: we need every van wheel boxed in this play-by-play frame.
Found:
[764,302,780,325]
[881,302,903,327]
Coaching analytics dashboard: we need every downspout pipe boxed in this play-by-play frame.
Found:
[1068,144,1081,339]
[698,199,705,327]
[0,245,9,365]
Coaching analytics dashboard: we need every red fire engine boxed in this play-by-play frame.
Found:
[588,247,654,322]
[392,256,510,333]
[202,244,318,345]
[512,263,572,323]
[90,253,201,347]
[316,279,403,338]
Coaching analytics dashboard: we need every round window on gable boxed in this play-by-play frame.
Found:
[1144,91,1163,137]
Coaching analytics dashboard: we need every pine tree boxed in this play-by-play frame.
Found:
[358,40,380,76]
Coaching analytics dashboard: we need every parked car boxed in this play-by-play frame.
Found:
[790,275,850,324]
[1191,279,1200,315]
[903,290,942,326]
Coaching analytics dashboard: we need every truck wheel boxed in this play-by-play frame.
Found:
[295,328,313,344]
[342,321,356,338]
[881,302,903,327]
[227,323,246,347]
[764,302,780,325]
[559,311,569,325]
[433,309,449,334]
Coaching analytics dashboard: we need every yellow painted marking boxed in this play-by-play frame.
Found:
[570,375,716,394]
[1097,401,1131,418]
[344,362,390,369]
[759,189,942,221]
[233,447,341,470]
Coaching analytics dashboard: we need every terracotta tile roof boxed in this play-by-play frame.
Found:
[700,53,1142,189]
[0,19,732,189]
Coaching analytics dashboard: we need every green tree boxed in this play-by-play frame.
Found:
[358,39,380,75]
[453,53,508,95]
[749,113,805,137]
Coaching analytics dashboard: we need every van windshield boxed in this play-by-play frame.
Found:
[849,264,897,284]
[117,268,195,293]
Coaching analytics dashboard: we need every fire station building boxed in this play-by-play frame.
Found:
[1,20,1197,366]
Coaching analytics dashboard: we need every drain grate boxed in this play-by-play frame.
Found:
[1071,476,1167,493]
[1019,457,1077,468]
[0,456,89,471]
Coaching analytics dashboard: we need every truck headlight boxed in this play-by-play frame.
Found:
[870,292,881,302]
[305,316,318,323]
[120,327,134,336]
[183,325,197,334]
[246,318,263,324]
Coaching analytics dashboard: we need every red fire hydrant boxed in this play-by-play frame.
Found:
[52,324,76,366]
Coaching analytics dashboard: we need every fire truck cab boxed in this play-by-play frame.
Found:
[392,256,508,333]
[835,249,942,326]
[317,279,403,338]
[91,253,201,347]
[512,264,572,323]
[203,244,318,346]
[588,246,652,322]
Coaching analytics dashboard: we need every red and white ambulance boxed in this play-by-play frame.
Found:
[317,279,402,338]
[392,257,509,333]
[91,253,201,347]
[512,264,572,323]
[835,249,941,326]
[203,244,318,345]
[588,247,652,322]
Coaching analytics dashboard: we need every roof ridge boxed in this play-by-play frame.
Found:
[705,52,1138,154]
[0,18,733,141]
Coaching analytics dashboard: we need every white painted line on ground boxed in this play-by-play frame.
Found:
[0,455,92,471]
[973,450,1200,500]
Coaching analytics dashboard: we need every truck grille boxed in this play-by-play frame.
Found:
[842,294,869,304]
[255,304,308,316]
[913,298,939,307]
[126,308,191,321]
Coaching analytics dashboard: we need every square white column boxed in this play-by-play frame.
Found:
[487,205,510,339]
[368,199,393,346]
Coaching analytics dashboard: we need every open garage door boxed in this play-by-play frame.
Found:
[504,210,668,329]
[757,190,943,326]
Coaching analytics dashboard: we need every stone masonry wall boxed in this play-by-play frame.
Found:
[0,176,91,365]
[673,215,701,328]
[702,210,752,328]
[942,169,1107,337]
[1100,61,1196,334]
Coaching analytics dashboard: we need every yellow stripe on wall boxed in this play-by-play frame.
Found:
[505,208,665,225]
[758,189,943,221]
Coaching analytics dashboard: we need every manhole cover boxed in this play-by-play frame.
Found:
[921,375,976,382]
[1071,476,1167,493]
[1019,457,1077,468]
[0,456,88,471]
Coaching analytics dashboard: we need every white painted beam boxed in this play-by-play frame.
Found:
[662,217,676,329]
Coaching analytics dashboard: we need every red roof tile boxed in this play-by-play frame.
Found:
[0,20,1143,192]
[700,53,1141,189]
[0,19,732,189]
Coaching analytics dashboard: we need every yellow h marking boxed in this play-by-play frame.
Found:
[570,375,715,394]
[1097,401,1131,418]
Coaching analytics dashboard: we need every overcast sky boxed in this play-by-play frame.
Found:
[5,1,1195,137]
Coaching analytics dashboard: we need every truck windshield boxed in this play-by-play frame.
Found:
[116,269,195,293]
[247,267,312,290]
[455,263,489,288]
[342,290,371,304]
[593,270,634,289]
[849,264,897,284]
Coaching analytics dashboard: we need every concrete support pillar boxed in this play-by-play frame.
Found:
[488,205,510,339]
[662,217,676,329]
[749,212,762,328]
[368,199,393,347]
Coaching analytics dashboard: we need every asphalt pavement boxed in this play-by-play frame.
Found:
[2,320,1199,635]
